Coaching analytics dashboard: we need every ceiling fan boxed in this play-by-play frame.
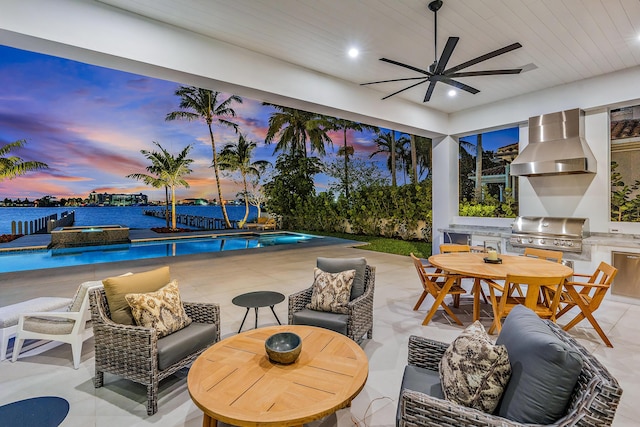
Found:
[361,0,523,102]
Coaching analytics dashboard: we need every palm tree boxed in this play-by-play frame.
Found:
[411,135,433,181]
[218,134,270,225]
[263,104,333,157]
[0,139,48,180]
[370,130,410,187]
[328,118,379,200]
[127,141,194,230]
[166,86,242,228]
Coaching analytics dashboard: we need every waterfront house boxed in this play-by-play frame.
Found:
[1,1,640,425]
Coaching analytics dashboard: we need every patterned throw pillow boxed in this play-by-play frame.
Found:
[124,280,192,338]
[439,321,511,413]
[306,268,356,314]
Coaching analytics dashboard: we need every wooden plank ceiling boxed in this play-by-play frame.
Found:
[96,0,640,113]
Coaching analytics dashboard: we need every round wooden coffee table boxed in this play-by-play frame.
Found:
[187,325,369,427]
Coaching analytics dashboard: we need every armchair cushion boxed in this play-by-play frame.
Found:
[125,280,192,338]
[440,321,511,413]
[102,266,170,325]
[307,268,355,314]
[157,322,218,370]
[495,305,583,424]
[396,365,443,426]
[291,309,349,335]
[317,257,367,300]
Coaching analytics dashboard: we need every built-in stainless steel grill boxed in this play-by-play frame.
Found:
[510,216,589,253]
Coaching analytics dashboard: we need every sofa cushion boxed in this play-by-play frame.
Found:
[157,322,217,371]
[495,305,583,424]
[125,280,192,338]
[291,308,349,335]
[396,364,443,426]
[440,321,511,413]
[102,266,170,325]
[306,268,355,314]
[317,257,367,300]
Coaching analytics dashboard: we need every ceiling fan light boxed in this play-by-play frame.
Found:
[348,48,359,58]
[448,89,456,97]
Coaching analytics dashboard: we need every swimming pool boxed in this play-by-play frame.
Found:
[0,232,320,273]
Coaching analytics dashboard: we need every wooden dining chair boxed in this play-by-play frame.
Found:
[439,244,488,305]
[555,262,618,347]
[511,247,565,299]
[523,247,563,263]
[409,253,466,326]
[487,273,565,334]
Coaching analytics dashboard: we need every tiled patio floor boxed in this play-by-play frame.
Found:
[0,240,637,426]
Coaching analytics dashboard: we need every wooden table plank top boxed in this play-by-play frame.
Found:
[188,325,369,427]
[428,252,573,279]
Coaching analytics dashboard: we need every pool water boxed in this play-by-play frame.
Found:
[0,232,319,273]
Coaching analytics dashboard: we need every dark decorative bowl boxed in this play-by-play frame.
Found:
[265,332,302,364]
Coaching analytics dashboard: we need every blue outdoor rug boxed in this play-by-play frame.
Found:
[0,396,69,427]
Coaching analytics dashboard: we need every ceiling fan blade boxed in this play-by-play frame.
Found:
[444,42,522,74]
[423,81,437,102]
[440,77,480,94]
[381,78,430,100]
[380,58,431,76]
[361,76,432,86]
[435,37,459,74]
[448,69,523,78]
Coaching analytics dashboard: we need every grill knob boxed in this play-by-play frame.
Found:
[567,241,573,246]
[528,238,534,243]
[540,239,546,244]
[553,239,559,245]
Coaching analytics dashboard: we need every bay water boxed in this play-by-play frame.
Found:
[0,205,259,235]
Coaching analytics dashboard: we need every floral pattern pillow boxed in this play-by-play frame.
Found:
[306,268,355,314]
[124,280,192,338]
[440,321,511,413]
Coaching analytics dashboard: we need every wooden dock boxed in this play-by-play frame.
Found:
[143,210,240,230]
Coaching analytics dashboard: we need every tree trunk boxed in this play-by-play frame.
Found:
[208,124,232,228]
[171,186,177,230]
[410,134,417,184]
[391,131,397,187]
[343,128,349,200]
[164,186,170,228]
[475,134,483,201]
[242,173,250,225]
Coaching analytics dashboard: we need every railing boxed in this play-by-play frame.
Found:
[143,209,240,230]
[10,211,75,235]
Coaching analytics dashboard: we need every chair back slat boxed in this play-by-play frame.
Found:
[523,247,563,263]
[439,244,470,253]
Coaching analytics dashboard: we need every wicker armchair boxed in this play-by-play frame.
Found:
[88,288,220,415]
[288,264,375,344]
[398,322,622,427]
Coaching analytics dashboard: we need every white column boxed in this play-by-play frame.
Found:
[432,135,459,253]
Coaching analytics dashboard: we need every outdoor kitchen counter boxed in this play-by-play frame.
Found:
[439,225,512,238]
[585,233,640,250]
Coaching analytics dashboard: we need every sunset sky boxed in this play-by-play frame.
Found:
[0,44,517,203]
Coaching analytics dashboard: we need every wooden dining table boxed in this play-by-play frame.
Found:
[427,252,574,325]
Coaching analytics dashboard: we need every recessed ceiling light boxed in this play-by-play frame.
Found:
[448,89,456,97]
[348,48,359,58]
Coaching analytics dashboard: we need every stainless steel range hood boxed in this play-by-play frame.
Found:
[510,108,597,176]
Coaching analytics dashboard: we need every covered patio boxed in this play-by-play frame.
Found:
[0,243,637,426]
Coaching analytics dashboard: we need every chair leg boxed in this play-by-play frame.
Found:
[94,370,104,388]
[11,338,24,363]
[413,291,428,311]
[71,339,82,370]
[367,328,373,339]
[147,379,159,415]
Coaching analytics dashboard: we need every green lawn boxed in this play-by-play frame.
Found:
[297,230,432,258]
